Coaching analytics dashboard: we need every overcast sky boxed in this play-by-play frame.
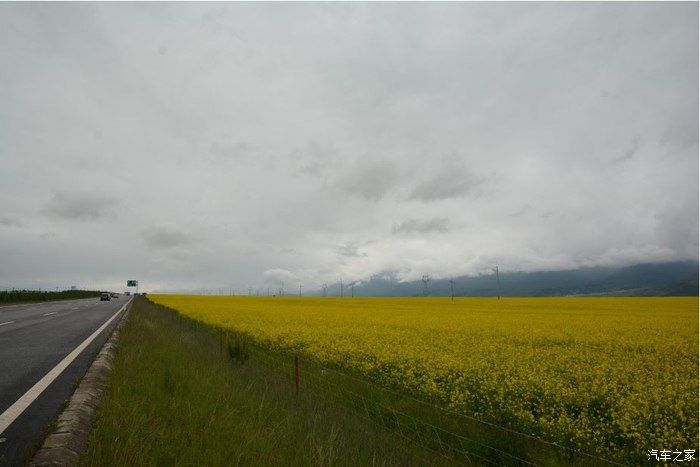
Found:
[0,2,697,292]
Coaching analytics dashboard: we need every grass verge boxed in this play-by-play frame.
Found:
[82,297,454,466]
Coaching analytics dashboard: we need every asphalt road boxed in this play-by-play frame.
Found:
[0,296,130,466]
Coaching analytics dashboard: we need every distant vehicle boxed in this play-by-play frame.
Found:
[125,292,131,296]
[110,293,119,298]
[100,293,111,301]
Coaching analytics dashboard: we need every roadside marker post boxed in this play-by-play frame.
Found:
[294,356,300,397]
[219,329,223,357]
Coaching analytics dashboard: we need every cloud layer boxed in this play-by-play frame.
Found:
[0,3,697,292]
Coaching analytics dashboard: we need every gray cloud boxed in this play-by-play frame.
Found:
[0,217,21,227]
[612,136,641,164]
[262,268,294,286]
[409,168,484,202]
[509,205,533,218]
[336,160,399,201]
[41,192,118,221]
[141,227,196,249]
[336,242,365,257]
[393,218,450,235]
[297,141,340,177]
[209,141,250,160]
[0,3,696,291]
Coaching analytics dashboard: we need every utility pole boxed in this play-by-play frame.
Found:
[350,282,355,298]
[450,279,454,301]
[421,275,430,297]
[340,279,344,298]
[299,284,302,297]
[267,287,270,296]
[322,283,327,297]
[493,266,501,300]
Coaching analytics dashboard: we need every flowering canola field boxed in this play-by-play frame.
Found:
[149,295,698,461]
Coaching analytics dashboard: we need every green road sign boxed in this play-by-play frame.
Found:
[127,280,138,287]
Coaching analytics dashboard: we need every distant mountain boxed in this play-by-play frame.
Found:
[322,261,698,297]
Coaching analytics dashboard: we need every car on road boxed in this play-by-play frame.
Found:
[100,293,111,301]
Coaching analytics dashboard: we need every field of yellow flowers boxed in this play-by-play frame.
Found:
[149,295,698,462]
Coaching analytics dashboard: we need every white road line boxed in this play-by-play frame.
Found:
[43,312,58,316]
[0,321,14,327]
[71,307,79,310]
[0,299,131,435]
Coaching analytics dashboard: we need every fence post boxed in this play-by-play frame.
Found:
[219,328,223,357]
[294,355,300,397]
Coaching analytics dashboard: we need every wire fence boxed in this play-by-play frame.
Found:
[154,301,630,467]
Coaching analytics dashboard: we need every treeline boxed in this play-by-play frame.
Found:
[0,289,103,304]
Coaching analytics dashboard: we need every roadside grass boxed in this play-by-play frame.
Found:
[82,298,454,466]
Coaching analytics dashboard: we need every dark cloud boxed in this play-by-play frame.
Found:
[337,160,399,201]
[409,168,484,202]
[393,218,449,235]
[41,192,118,221]
[0,217,21,227]
[336,242,365,257]
[297,141,340,177]
[612,136,641,164]
[209,141,250,160]
[140,227,196,249]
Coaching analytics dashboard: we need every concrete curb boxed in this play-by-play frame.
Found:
[30,300,133,467]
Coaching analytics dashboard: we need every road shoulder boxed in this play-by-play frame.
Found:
[29,301,132,466]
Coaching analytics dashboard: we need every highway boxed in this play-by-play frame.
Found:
[0,296,130,465]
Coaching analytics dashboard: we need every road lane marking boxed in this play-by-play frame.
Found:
[0,299,131,435]
[43,312,58,316]
[71,307,79,310]
[0,321,14,327]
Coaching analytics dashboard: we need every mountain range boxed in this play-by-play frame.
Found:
[321,261,699,297]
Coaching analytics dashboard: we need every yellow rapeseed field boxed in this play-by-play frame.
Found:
[149,295,698,461]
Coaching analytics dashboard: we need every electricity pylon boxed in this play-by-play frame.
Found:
[421,275,430,297]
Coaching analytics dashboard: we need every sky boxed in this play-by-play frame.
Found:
[0,2,697,293]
